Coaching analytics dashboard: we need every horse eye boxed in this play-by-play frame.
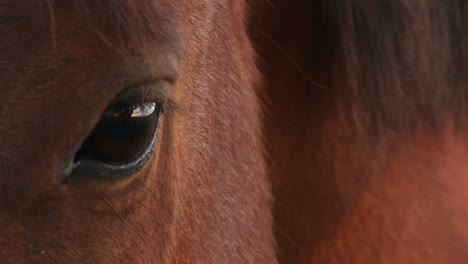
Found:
[72,99,162,180]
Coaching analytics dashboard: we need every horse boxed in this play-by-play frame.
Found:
[0,0,467,264]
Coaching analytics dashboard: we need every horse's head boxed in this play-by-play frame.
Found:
[0,1,274,263]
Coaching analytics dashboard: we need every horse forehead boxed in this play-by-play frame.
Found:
[1,1,184,49]
[0,0,188,94]
[0,0,236,58]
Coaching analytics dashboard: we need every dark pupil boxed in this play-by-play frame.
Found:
[76,101,160,163]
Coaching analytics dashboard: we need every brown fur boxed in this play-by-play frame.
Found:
[249,0,468,263]
[0,0,274,263]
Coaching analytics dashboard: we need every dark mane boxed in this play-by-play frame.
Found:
[251,0,468,135]
[329,0,468,133]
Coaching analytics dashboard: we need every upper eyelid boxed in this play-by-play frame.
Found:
[140,81,179,113]
[115,81,174,104]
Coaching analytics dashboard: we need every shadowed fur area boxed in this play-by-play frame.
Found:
[249,0,468,263]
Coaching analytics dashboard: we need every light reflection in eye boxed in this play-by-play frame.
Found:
[131,102,156,117]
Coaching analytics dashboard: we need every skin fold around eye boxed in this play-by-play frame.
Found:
[114,81,174,108]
